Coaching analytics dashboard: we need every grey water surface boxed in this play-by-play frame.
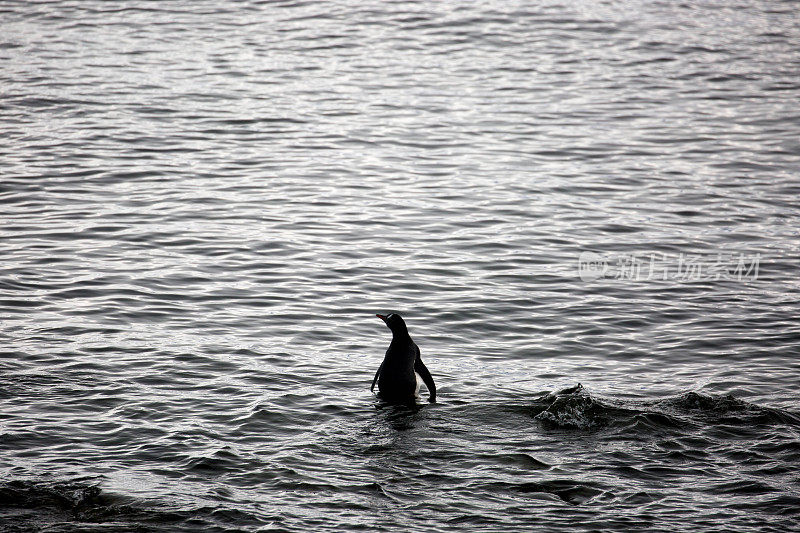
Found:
[2,1,800,531]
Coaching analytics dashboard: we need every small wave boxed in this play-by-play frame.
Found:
[530,383,633,429]
[656,391,800,427]
[660,391,749,412]
[0,477,271,531]
[529,385,800,432]
[0,477,134,524]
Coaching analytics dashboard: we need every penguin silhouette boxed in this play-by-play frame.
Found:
[371,313,436,402]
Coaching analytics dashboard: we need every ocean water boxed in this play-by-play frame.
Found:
[2,1,800,531]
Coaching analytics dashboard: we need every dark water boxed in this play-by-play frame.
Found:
[2,1,800,531]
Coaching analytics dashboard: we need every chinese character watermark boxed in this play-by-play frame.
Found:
[578,251,760,282]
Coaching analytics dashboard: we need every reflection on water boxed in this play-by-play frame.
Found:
[2,0,800,531]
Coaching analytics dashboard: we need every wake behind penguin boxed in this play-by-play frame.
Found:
[371,313,436,403]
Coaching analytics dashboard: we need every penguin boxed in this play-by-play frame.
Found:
[371,313,436,402]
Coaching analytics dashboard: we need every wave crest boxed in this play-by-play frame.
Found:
[530,385,800,431]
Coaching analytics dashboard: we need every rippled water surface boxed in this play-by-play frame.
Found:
[2,1,800,531]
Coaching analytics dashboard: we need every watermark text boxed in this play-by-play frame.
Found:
[578,251,760,282]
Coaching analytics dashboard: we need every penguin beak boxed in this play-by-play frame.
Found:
[376,314,388,322]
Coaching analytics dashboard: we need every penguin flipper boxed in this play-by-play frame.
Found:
[371,362,383,392]
[414,348,436,401]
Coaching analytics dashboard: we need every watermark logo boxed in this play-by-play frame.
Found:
[578,252,760,282]
[578,251,609,281]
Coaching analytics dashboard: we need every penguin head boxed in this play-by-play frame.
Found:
[376,313,407,333]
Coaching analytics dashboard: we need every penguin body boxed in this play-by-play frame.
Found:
[371,313,436,402]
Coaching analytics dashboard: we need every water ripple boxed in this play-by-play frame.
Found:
[2,0,800,531]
